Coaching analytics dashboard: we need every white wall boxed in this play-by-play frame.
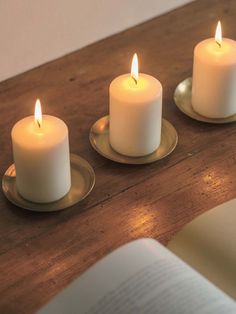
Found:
[0,0,192,82]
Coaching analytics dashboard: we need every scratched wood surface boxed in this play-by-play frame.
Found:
[0,0,236,312]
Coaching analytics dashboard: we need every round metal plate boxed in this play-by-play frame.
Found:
[2,154,95,212]
[89,116,178,164]
[174,77,236,124]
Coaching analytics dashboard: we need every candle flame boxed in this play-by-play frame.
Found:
[131,53,139,84]
[215,21,222,48]
[34,99,42,128]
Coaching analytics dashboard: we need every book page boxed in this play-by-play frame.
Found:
[39,238,236,314]
[168,198,236,299]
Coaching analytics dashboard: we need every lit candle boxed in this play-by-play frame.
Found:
[11,99,71,203]
[109,53,162,157]
[192,21,236,118]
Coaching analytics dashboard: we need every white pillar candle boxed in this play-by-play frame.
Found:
[11,99,71,203]
[192,21,236,118]
[109,54,162,157]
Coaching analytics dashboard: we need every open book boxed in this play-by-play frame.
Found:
[168,197,236,300]
[39,199,236,314]
[39,236,236,313]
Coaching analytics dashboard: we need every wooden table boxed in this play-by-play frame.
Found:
[0,0,236,312]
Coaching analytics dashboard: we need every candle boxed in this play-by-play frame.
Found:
[11,99,71,203]
[109,53,162,157]
[192,21,236,118]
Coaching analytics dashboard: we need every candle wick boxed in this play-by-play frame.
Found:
[37,120,41,128]
[216,41,221,48]
[132,76,138,85]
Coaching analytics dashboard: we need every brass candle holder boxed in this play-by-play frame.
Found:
[89,116,178,165]
[174,77,236,124]
[2,154,95,212]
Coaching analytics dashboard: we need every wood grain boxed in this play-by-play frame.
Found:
[0,0,236,312]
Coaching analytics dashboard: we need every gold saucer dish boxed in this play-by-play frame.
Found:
[2,154,95,212]
[89,116,178,165]
[174,77,236,124]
